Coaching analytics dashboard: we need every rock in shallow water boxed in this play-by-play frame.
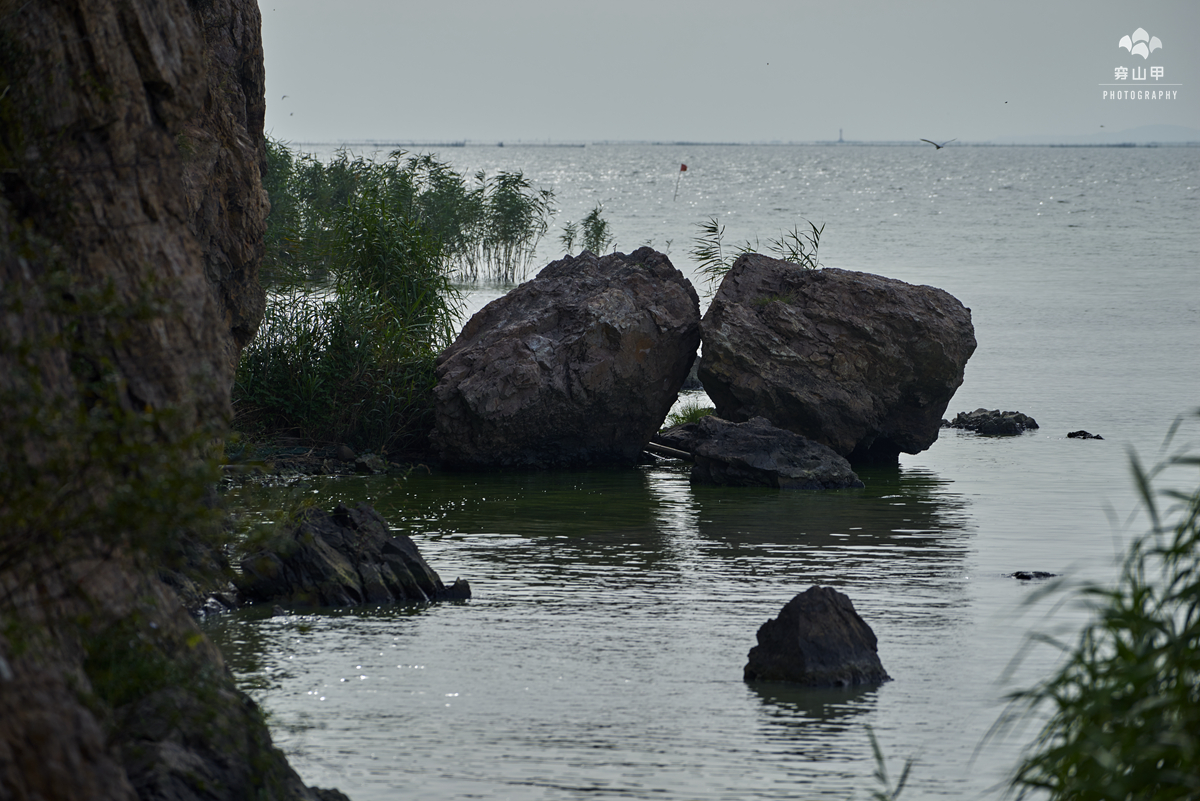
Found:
[699,257,976,466]
[432,248,700,468]
[684,416,864,490]
[238,503,470,607]
[745,586,890,687]
[944,408,1039,436]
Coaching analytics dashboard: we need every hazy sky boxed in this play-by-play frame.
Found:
[262,0,1200,143]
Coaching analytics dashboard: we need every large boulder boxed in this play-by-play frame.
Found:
[432,248,701,468]
[239,503,471,607]
[700,256,976,464]
[744,586,890,686]
[678,416,864,490]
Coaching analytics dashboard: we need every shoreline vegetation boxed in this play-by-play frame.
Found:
[235,139,555,457]
[234,140,827,465]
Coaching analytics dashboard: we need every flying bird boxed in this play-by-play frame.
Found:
[920,138,956,149]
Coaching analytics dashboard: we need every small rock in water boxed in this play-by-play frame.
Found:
[944,408,1038,436]
[1066,430,1103,440]
[1011,571,1058,581]
[239,502,471,608]
[200,596,232,617]
[744,586,889,686]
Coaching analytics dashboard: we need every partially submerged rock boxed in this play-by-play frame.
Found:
[432,248,700,468]
[1067,430,1103,440]
[682,416,864,490]
[944,408,1039,436]
[239,503,470,607]
[700,257,976,465]
[744,586,890,686]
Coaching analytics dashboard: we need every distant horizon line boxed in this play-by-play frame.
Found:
[285,138,1200,148]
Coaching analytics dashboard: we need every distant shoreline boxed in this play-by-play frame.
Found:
[290,139,1200,150]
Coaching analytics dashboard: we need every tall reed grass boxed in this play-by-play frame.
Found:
[559,204,615,256]
[690,216,825,294]
[238,140,555,454]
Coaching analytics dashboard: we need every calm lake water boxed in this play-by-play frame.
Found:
[208,143,1200,800]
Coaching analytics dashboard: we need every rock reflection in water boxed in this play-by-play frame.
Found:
[212,463,977,800]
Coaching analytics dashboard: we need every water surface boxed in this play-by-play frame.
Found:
[211,143,1199,799]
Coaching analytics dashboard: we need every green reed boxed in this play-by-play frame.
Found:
[559,204,616,256]
[242,139,558,453]
[261,138,554,286]
[690,216,825,294]
[472,169,555,283]
[240,141,468,453]
[663,400,714,429]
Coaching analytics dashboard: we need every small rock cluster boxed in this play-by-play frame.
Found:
[432,251,978,472]
[944,408,1039,436]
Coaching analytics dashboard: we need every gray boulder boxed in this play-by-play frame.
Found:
[744,586,890,686]
[238,503,470,607]
[682,416,864,490]
[700,256,976,465]
[944,408,1039,436]
[432,248,700,468]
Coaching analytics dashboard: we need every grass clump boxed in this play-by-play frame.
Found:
[690,216,825,293]
[664,400,715,429]
[560,203,615,256]
[239,140,556,454]
[995,412,1200,800]
[473,169,555,282]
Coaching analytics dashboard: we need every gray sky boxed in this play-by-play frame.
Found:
[262,0,1200,143]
